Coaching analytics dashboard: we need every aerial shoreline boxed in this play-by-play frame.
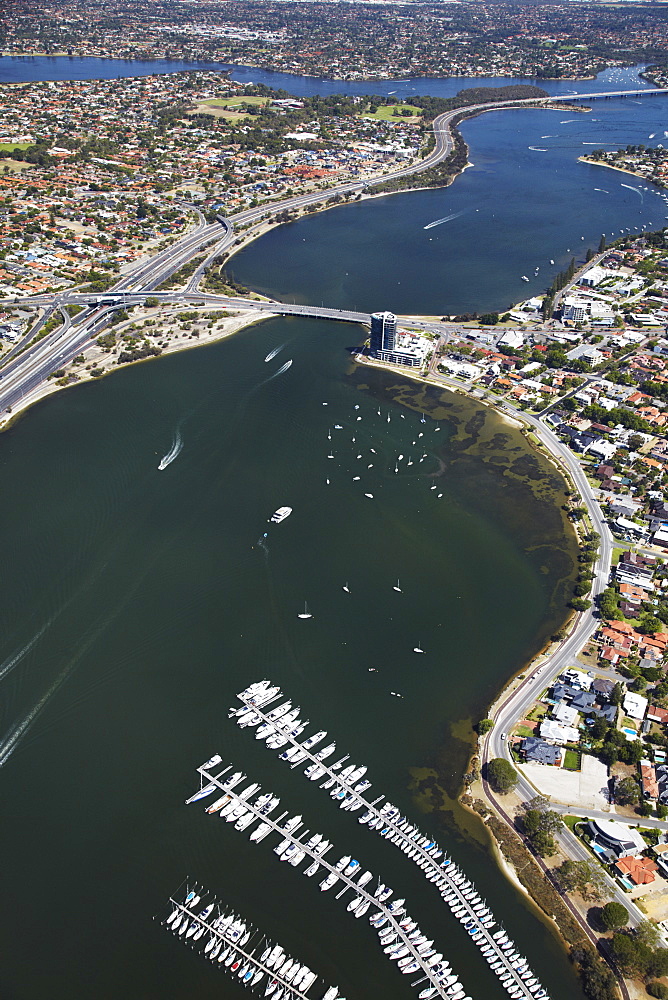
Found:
[0,51,598,84]
[353,351,606,985]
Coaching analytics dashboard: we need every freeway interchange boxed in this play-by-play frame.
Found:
[0,86,664,412]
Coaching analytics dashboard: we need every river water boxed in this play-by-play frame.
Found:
[0,55,657,1000]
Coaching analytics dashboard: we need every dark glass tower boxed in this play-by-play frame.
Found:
[370,311,397,356]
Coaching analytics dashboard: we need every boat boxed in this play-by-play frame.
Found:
[521,275,529,282]
[269,506,292,524]
[302,730,327,750]
[298,602,313,619]
[186,781,217,804]
[393,580,402,592]
[364,493,373,499]
[342,583,350,593]
[413,645,425,654]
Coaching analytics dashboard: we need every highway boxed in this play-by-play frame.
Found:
[0,88,490,413]
[4,82,668,413]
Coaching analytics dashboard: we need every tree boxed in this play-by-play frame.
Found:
[614,776,640,806]
[554,859,608,901]
[647,984,668,1000]
[531,830,557,857]
[641,615,663,636]
[636,919,662,949]
[599,743,619,767]
[611,932,645,974]
[486,758,519,794]
[590,716,611,741]
[570,597,592,612]
[600,901,629,931]
[611,682,624,707]
[475,719,494,735]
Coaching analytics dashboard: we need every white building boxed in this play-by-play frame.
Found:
[540,719,580,744]
[553,703,579,726]
[624,691,649,721]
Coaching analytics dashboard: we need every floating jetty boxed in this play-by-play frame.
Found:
[226,680,549,1000]
[188,759,467,1000]
[161,880,341,999]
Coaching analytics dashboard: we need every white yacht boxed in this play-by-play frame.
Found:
[269,507,292,523]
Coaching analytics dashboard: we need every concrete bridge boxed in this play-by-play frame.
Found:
[549,87,668,102]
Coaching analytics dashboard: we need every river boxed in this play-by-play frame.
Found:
[0,55,657,1000]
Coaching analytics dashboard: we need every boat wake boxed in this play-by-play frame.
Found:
[264,359,293,382]
[423,210,465,230]
[0,620,51,685]
[528,146,547,152]
[264,342,286,363]
[0,668,68,767]
[158,429,183,471]
[594,188,609,194]
[621,183,644,202]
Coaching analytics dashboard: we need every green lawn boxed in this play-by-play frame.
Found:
[563,815,582,832]
[514,724,534,738]
[0,141,31,152]
[193,96,270,120]
[359,103,422,122]
[563,749,581,771]
[201,96,269,109]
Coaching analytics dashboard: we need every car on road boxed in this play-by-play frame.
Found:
[500,733,506,741]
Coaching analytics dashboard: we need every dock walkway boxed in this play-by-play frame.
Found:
[228,681,548,1000]
[195,761,464,1000]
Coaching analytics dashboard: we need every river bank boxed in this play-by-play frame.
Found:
[578,155,666,188]
[0,304,274,433]
[351,347,627,996]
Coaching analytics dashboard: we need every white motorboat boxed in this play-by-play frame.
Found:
[269,507,292,523]
[298,602,313,619]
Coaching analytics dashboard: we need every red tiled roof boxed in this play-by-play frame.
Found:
[615,856,658,885]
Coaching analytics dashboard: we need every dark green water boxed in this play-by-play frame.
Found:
[0,317,582,999]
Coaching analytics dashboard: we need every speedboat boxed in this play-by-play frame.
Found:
[302,730,327,750]
[269,507,292,523]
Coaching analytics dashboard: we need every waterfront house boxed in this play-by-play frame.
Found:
[615,855,658,886]
[521,737,563,766]
[587,818,646,861]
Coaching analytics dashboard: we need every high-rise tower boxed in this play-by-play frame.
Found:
[370,311,397,356]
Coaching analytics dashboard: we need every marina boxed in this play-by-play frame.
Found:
[187,759,467,999]
[162,881,341,999]
[227,680,549,1000]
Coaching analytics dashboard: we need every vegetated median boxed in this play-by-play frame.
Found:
[370,85,548,195]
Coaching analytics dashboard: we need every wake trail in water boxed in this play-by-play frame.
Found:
[158,428,183,470]
[423,210,465,230]
[594,188,610,194]
[258,359,293,386]
[0,621,51,684]
[264,342,286,363]
[621,183,644,202]
[0,660,75,767]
